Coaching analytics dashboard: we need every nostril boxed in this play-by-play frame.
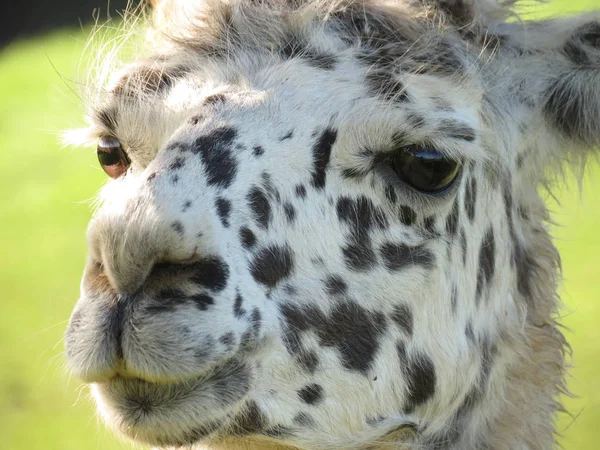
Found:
[100,249,157,295]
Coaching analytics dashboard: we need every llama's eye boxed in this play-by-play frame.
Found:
[391,146,459,193]
[97,137,130,179]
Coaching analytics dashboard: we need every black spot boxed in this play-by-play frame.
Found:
[514,242,536,300]
[399,206,416,226]
[295,184,307,198]
[380,242,434,271]
[283,283,297,295]
[406,113,427,128]
[249,307,262,337]
[310,128,337,189]
[147,172,157,182]
[452,386,481,433]
[460,228,467,265]
[261,172,281,203]
[146,288,212,313]
[190,257,229,292]
[189,114,204,125]
[191,127,238,188]
[321,302,387,371]
[115,65,188,96]
[250,245,295,287]
[385,185,397,204]
[390,304,413,336]
[298,384,323,405]
[67,309,84,334]
[475,227,496,300]
[169,156,186,170]
[464,177,477,222]
[283,203,296,223]
[181,200,193,212]
[293,412,315,427]
[397,343,436,413]
[296,350,319,374]
[145,288,185,313]
[204,93,226,105]
[503,181,513,215]
[325,275,348,295]
[189,293,214,311]
[341,167,367,180]
[216,197,231,228]
[171,221,184,235]
[231,401,267,436]
[247,187,271,229]
[281,301,387,373]
[280,300,387,373]
[194,338,214,360]
[436,0,474,27]
[234,292,246,318]
[445,198,459,236]
[336,196,388,238]
[480,335,497,384]
[423,215,436,234]
[438,119,476,142]
[366,70,409,103]
[337,4,413,52]
[219,332,235,348]
[252,145,264,157]
[465,321,476,344]
[170,174,179,185]
[279,35,337,70]
[411,39,465,77]
[343,241,377,272]
[279,130,294,141]
[239,226,257,249]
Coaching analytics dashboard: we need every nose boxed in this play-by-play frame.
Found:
[67,260,212,384]
[87,191,200,294]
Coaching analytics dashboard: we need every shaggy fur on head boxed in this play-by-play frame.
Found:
[65,0,599,449]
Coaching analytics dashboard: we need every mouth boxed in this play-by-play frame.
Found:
[92,358,253,447]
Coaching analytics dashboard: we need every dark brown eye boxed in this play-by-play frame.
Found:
[391,147,459,193]
[97,137,130,179]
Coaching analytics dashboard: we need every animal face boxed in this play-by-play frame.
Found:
[65,0,600,448]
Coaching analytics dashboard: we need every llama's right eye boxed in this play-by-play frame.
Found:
[97,137,130,179]
[391,145,459,193]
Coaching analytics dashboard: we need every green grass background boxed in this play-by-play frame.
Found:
[0,1,598,448]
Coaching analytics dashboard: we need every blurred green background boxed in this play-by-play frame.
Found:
[0,1,598,449]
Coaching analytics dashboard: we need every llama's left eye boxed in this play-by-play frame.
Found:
[97,137,130,179]
[391,146,459,193]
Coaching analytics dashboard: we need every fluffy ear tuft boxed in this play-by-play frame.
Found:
[430,0,520,27]
[543,21,600,147]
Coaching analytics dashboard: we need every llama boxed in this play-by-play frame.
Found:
[65,0,600,448]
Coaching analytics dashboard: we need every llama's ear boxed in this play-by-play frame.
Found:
[495,16,600,149]
[430,0,519,27]
[541,21,600,147]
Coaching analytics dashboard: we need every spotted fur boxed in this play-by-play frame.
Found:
[65,0,600,448]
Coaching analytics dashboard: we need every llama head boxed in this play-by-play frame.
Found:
[65,0,600,448]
